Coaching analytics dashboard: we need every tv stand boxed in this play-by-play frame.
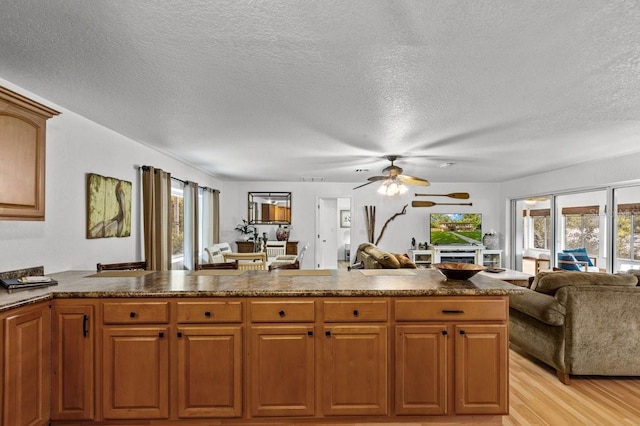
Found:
[409,246,502,268]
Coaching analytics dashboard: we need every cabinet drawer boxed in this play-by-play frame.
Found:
[176,300,243,323]
[103,301,170,324]
[323,300,388,322]
[250,300,315,322]
[395,298,507,322]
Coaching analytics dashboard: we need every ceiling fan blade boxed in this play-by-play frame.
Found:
[399,175,430,186]
[367,175,388,182]
[353,181,374,190]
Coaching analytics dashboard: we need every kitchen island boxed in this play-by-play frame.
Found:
[0,268,523,425]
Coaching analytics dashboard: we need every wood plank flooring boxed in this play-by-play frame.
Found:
[505,347,640,425]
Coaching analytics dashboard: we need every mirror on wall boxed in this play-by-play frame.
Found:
[248,192,291,225]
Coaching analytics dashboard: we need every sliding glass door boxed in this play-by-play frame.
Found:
[613,185,640,272]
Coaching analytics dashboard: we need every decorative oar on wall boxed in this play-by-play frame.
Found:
[411,201,473,208]
[414,192,470,199]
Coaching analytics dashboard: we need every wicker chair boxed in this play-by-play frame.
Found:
[223,252,267,271]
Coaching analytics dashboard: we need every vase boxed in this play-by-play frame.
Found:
[482,234,499,250]
[276,225,286,241]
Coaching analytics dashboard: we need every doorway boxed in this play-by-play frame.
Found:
[316,197,351,269]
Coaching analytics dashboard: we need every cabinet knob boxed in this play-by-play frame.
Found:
[159,332,165,338]
[442,330,448,336]
[325,330,331,337]
[177,331,183,338]
[129,312,136,318]
[353,309,359,317]
[307,330,314,336]
[459,330,465,335]
[204,311,211,317]
[279,310,286,317]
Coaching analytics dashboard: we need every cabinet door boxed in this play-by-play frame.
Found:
[177,326,242,418]
[249,325,315,417]
[454,324,508,415]
[51,303,95,421]
[102,327,169,419]
[3,303,50,426]
[322,325,388,416]
[395,325,448,415]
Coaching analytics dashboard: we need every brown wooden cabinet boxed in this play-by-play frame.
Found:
[395,325,448,415]
[394,297,509,416]
[237,240,298,255]
[0,86,59,220]
[2,301,51,426]
[101,300,170,420]
[248,300,315,417]
[249,325,315,417]
[0,294,509,425]
[175,300,243,419]
[321,299,389,416]
[322,324,388,416]
[51,300,97,421]
[454,324,508,415]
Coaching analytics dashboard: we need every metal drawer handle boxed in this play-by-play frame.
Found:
[279,310,286,317]
[353,309,359,317]
[442,309,464,314]
[129,311,136,318]
[204,311,211,317]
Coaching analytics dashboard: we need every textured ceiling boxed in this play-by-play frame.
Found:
[1,1,640,184]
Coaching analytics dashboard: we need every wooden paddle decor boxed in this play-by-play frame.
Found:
[411,201,473,208]
[414,192,470,199]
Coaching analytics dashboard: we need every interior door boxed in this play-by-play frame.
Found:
[317,198,338,269]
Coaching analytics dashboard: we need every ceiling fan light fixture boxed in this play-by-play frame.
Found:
[377,178,408,196]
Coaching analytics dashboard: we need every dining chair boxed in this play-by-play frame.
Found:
[96,261,147,272]
[223,252,267,271]
[265,240,287,258]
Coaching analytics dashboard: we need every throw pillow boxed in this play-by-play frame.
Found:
[393,253,417,269]
[365,247,401,268]
[563,248,593,267]
[532,271,638,295]
[209,249,225,264]
[557,252,582,271]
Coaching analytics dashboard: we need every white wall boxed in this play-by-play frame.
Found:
[222,181,503,268]
[0,78,223,273]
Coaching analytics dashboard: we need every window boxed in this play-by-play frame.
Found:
[614,185,640,271]
[530,209,551,249]
[562,206,600,256]
[171,180,185,269]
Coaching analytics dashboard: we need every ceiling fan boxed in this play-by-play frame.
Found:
[353,155,430,193]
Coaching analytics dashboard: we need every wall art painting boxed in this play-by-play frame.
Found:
[87,173,132,238]
[340,210,351,228]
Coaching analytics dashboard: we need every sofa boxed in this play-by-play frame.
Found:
[353,243,416,269]
[509,270,640,384]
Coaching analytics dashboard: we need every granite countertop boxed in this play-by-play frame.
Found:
[0,269,524,312]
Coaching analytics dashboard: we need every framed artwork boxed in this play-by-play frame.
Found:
[340,210,351,228]
[86,173,132,238]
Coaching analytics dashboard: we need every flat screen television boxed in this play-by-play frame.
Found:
[429,213,482,245]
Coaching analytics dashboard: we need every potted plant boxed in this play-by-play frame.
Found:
[235,219,256,241]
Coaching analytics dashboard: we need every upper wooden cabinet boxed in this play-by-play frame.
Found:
[0,86,60,221]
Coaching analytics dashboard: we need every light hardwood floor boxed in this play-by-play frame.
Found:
[505,347,640,425]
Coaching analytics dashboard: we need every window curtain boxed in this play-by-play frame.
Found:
[183,181,199,270]
[199,187,220,263]
[141,166,172,271]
